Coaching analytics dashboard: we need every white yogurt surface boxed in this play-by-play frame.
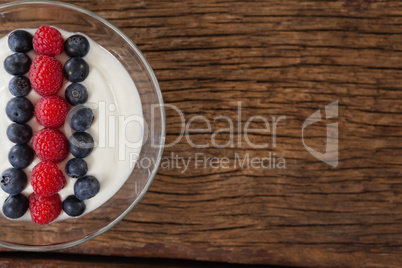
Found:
[0,28,143,222]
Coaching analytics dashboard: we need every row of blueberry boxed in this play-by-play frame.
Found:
[1,30,36,218]
[63,35,100,217]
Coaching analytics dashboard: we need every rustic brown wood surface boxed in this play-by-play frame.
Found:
[0,253,261,268]
[2,0,402,267]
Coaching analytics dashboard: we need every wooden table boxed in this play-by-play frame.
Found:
[2,0,402,267]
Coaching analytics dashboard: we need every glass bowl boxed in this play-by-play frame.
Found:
[0,1,165,250]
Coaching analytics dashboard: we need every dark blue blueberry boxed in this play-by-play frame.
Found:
[63,57,89,82]
[4,53,31,75]
[69,106,94,132]
[64,35,90,57]
[7,123,32,144]
[8,144,34,169]
[74,175,100,200]
[1,168,27,195]
[9,76,31,97]
[2,194,29,219]
[8,30,33,53]
[65,83,88,106]
[6,97,34,123]
[62,195,86,216]
[66,158,88,178]
[68,132,94,158]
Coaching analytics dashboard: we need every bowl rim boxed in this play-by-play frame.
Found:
[0,0,166,251]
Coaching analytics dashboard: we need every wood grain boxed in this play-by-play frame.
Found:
[2,0,402,267]
[0,253,263,268]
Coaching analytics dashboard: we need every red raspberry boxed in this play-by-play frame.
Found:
[31,162,66,197]
[35,96,68,128]
[33,26,64,56]
[29,55,63,96]
[32,128,69,163]
[29,193,62,225]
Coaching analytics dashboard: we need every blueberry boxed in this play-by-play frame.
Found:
[2,194,29,219]
[8,30,33,53]
[8,144,34,169]
[68,132,94,158]
[9,76,31,97]
[64,35,90,57]
[1,168,27,195]
[62,195,86,216]
[6,97,34,123]
[65,83,88,105]
[69,106,94,132]
[63,57,89,82]
[7,123,32,144]
[74,175,100,200]
[4,53,31,75]
[66,158,88,178]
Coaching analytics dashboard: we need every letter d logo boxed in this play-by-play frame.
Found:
[302,101,338,167]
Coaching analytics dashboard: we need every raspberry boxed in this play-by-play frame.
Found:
[31,162,66,197]
[29,55,63,96]
[35,96,68,128]
[32,128,69,163]
[33,26,64,56]
[29,193,61,225]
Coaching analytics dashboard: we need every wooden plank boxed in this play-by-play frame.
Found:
[1,0,402,267]
[0,253,264,268]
